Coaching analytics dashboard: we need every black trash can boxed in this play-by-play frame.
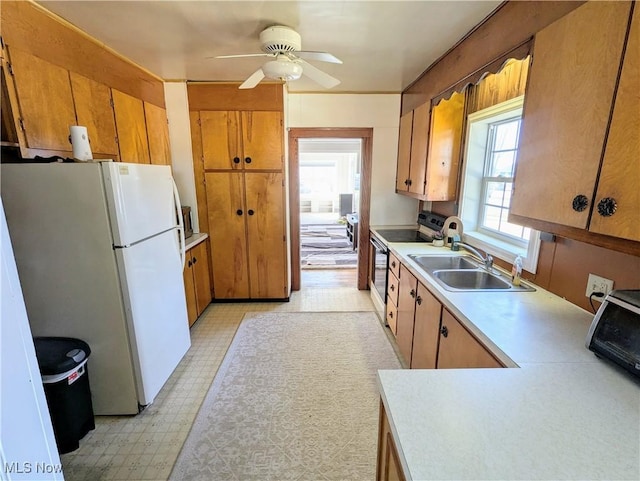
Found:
[33,337,95,454]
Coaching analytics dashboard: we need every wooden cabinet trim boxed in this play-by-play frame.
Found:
[186,82,283,111]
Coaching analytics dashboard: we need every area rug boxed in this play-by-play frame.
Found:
[301,224,358,268]
[170,312,401,481]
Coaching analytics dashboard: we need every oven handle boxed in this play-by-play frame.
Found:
[369,236,388,254]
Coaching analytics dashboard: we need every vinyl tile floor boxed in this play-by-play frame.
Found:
[60,284,378,481]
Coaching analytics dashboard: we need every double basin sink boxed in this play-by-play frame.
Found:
[408,255,535,292]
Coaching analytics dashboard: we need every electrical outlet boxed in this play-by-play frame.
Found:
[585,274,614,298]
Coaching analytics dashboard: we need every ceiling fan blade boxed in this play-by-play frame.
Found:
[239,68,265,89]
[297,59,341,89]
[214,53,274,59]
[294,51,343,64]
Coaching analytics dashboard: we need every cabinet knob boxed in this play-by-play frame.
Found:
[572,194,589,212]
[410,289,416,298]
[440,325,449,338]
[416,295,422,305]
[596,197,617,217]
[248,209,255,216]
[390,285,395,292]
[404,179,409,186]
[193,257,197,264]
[233,157,240,164]
[388,311,393,319]
[236,209,243,216]
[407,179,412,186]
[187,260,192,267]
[245,157,252,164]
[391,261,396,268]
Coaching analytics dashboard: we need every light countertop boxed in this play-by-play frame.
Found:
[185,232,208,251]
[372,229,640,480]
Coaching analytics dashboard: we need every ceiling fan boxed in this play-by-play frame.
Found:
[215,25,342,89]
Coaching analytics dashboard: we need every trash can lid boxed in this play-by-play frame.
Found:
[33,337,91,376]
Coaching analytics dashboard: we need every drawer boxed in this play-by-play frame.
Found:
[388,252,401,279]
[387,270,399,306]
[386,300,398,336]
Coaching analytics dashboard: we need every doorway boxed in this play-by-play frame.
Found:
[288,128,373,291]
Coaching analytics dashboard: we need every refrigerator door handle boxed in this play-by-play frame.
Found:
[172,180,186,268]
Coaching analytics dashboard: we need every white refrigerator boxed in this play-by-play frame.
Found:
[1,162,191,415]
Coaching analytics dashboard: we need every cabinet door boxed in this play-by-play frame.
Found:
[9,48,76,151]
[437,309,502,369]
[510,1,631,228]
[589,8,640,242]
[408,102,430,196]
[144,102,171,166]
[112,89,150,164]
[396,265,417,366]
[245,172,287,298]
[191,241,212,313]
[69,72,118,157]
[241,111,283,170]
[377,403,406,481]
[410,284,441,369]
[201,111,241,170]
[396,111,413,191]
[205,172,250,299]
[183,253,198,327]
[425,90,465,200]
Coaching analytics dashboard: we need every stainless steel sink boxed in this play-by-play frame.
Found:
[408,255,478,271]
[407,254,535,292]
[433,270,510,290]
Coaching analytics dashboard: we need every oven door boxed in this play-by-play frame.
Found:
[369,235,389,306]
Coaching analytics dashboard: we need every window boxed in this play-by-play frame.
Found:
[459,96,540,273]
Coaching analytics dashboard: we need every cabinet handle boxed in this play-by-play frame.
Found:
[410,289,416,298]
[416,295,422,305]
[233,157,240,164]
[388,311,393,319]
[248,209,255,216]
[193,257,197,264]
[391,261,396,268]
[245,157,252,164]
[572,194,589,212]
[236,209,243,216]
[404,179,409,186]
[390,285,395,292]
[440,325,448,338]
[187,260,192,267]
[407,179,412,186]
[596,197,617,217]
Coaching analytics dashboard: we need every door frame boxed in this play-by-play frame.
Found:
[288,127,373,291]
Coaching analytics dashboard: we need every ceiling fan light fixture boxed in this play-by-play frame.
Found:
[262,59,303,81]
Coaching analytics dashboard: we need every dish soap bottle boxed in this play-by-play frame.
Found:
[511,255,523,286]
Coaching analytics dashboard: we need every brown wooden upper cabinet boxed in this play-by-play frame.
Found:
[144,101,171,166]
[201,110,283,170]
[395,90,464,201]
[70,72,119,158]
[395,103,429,196]
[510,1,634,236]
[425,90,466,201]
[4,48,76,154]
[112,89,151,164]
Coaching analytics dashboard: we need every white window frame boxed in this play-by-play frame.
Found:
[459,96,541,273]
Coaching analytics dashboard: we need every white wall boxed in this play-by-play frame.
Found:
[163,82,200,231]
[287,94,419,225]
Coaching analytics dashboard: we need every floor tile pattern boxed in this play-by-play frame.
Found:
[60,287,380,480]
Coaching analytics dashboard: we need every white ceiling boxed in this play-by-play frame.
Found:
[38,0,502,93]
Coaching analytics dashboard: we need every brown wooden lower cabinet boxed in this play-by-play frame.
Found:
[437,308,503,369]
[377,402,406,481]
[183,240,212,327]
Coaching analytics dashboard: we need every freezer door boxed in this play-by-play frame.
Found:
[102,162,178,246]
[115,228,191,406]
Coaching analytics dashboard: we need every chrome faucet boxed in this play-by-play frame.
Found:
[453,241,494,272]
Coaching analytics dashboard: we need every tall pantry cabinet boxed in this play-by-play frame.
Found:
[187,83,289,300]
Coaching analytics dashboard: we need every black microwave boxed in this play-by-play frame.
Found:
[586,290,640,379]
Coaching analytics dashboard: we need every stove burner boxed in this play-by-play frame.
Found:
[375,229,433,243]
